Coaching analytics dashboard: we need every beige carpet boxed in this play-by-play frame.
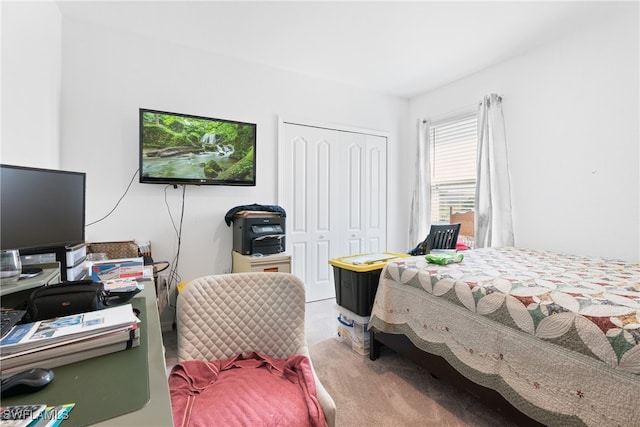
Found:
[163,297,516,427]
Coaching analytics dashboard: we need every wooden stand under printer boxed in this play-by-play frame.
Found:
[231,210,291,273]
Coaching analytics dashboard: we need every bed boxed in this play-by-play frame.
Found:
[368,247,640,426]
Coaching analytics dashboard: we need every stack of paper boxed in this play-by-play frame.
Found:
[0,304,140,375]
[342,253,397,265]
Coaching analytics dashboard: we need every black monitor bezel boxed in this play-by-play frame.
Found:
[0,164,86,252]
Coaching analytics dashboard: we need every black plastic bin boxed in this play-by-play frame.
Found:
[329,252,408,316]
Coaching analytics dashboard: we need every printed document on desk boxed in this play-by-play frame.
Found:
[102,278,144,292]
[0,304,139,355]
[0,329,140,375]
[0,323,139,365]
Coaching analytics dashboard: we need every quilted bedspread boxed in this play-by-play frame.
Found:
[369,247,640,426]
[386,247,640,372]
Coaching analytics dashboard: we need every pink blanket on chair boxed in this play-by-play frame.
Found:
[169,352,326,427]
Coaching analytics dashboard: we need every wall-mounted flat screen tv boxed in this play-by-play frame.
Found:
[139,108,256,186]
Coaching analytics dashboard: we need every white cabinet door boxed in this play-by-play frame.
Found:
[279,121,387,302]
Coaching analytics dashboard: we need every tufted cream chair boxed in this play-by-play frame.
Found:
[176,272,336,427]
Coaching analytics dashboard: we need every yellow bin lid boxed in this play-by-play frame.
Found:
[176,281,189,293]
[328,252,410,272]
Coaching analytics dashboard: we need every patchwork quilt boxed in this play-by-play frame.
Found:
[384,247,640,372]
[369,247,640,426]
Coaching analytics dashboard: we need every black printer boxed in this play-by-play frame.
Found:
[232,212,286,255]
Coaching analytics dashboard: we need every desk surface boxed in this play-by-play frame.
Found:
[94,280,173,426]
[1,278,174,426]
[0,264,61,297]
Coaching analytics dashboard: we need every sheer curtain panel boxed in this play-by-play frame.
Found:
[409,119,431,247]
[475,94,514,248]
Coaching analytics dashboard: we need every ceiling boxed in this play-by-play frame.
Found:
[56,1,626,98]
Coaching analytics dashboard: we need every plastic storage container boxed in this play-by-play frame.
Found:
[335,305,370,356]
[329,252,408,316]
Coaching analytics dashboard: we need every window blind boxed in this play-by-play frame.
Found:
[430,113,478,224]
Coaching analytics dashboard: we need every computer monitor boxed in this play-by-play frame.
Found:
[0,164,86,253]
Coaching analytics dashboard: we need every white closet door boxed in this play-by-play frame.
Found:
[279,121,387,302]
[364,134,387,253]
[339,132,388,255]
[280,124,341,302]
[341,131,366,257]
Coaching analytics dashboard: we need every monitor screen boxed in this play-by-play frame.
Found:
[0,165,86,252]
[139,109,257,186]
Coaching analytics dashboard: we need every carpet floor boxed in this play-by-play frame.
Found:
[163,297,517,427]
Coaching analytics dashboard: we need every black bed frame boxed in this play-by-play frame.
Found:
[370,330,546,427]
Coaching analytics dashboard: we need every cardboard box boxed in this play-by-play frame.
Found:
[90,257,144,281]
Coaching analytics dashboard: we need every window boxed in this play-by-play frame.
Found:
[430,111,477,238]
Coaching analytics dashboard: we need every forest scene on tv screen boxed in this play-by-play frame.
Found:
[141,111,255,183]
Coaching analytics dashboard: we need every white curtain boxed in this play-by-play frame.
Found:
[409,119,431,247]
[475,94,514,248]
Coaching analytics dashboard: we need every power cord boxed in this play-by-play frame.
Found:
[83,167,184,328]
[164,184,186,316]
[86,168,139,227]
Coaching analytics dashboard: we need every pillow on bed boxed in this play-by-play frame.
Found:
[456,240,469,251]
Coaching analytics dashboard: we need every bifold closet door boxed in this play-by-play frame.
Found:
[279,122,387,302]
[339,131,388,256]
[362,133,387,254]
[280,124,339,302]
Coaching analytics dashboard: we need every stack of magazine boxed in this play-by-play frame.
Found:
[0,305,140,375]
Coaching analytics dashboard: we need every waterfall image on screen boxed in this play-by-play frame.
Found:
[139,109,256,186]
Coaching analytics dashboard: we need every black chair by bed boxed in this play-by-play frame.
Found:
[409,223,461,255]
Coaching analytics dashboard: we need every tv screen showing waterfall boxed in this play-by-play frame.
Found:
[139,108,257,186]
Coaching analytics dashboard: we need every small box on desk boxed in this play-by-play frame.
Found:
[329,252,409,316]
[90,257,144,281]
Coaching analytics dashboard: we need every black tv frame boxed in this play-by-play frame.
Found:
[139,108,257,186]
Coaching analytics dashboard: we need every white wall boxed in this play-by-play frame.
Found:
[4,2,636,295]
[408,6,639,261]
[1,1,62,168]
[58,18,408,286]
